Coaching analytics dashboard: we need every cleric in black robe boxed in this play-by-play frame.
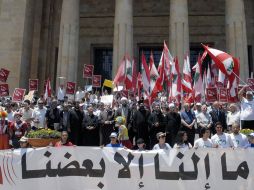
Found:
[98,104,116,146]
[69,101,84,146]
[132,103,151,149]
[82,106,99,146]
[148,104,165,148]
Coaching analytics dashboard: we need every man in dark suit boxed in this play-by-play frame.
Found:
[209,101,227,134]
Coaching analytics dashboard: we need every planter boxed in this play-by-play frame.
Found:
[28,138,60,147]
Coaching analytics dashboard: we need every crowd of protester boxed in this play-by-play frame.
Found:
[0,84,253,150]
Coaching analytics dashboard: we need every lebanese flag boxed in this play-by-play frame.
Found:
[202,44,236,90]
[124,57,133,90]
[156,50,167,92]
[163,41,173,83]
[206,66,213,88]
[170,57,182,104]
[132,59,137,93]
[136,72,142,98]
[228,57,240,97]
[182,54,192,93]
[141,52,150,94]
[192,55,203,102]
[149,52,160,96]
[113,57,126,85]
[44,78,51,100]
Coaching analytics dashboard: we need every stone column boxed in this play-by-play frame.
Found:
[169,0,189,69]
[225,0,248,79]
[112,0,133,79]
[57,0,79,86]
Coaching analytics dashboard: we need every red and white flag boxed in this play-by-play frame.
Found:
[202,44,236,90]
[149,52,160,97]
[124,57,133,90]
[192,55,203,102]
[170,57,182,104]
[44,78,51,100]
[141,52,150,95]
[113,57,126,85]
[206,66,213,88]
[182,54,192,93]
[132,59,137,93]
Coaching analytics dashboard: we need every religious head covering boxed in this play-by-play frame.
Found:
[248,133,254,138]
[109,132,117,138]
[120,97,128,101]
[196,102,202,106]
[246,91,253,95]
[19,136,28,143]
[168,103,175,109]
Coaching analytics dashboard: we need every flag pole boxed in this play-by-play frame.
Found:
[232,71,254,92]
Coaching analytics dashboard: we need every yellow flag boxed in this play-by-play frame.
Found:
[103,79,113,88]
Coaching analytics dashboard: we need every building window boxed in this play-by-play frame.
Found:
[93,47,113,84]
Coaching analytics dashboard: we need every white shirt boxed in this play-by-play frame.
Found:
[21,108,33,122]
[227,111,240,126]
[75,90,85,101]
[153,143,172,150]
[194,138,213,148]
[197,112,212,127]
[211,133,234,148]
[7,111,14,122]
[230,133,249,148]
[173,143,192,151]
[240,98,254,120]
[32,107,47,128]
[57,87,65,101]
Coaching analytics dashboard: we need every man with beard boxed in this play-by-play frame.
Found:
[132,103,151,149]
[69,101,84,146]
[166,103,181,147]
[82,105,99,146]
[148,104,165,148]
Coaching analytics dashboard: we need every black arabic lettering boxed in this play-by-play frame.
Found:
[22,151,106,179]
[139,154,143,179]
[114,152,134,178]
[204,153,210,179]
[154,152,200,180]
[221,152,249,180]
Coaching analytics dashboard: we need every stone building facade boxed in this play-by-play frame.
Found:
[0,0,253,94]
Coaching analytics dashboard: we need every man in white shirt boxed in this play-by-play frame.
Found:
[57,85,65,101]
[196,105,212,137]
[230,122,248,148]
[194,127,213,148]
[238,85,254,129]
[226,103,240,131]
[32,100,47,128]
[211,122,234,148]
[75,86,85,102]
[5,103,14,122]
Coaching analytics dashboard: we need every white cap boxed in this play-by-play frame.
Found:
[120,97,127,101]
[109,132,117,138]
[168,103,175,108]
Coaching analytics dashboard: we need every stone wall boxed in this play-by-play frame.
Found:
[0,0,28,93]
